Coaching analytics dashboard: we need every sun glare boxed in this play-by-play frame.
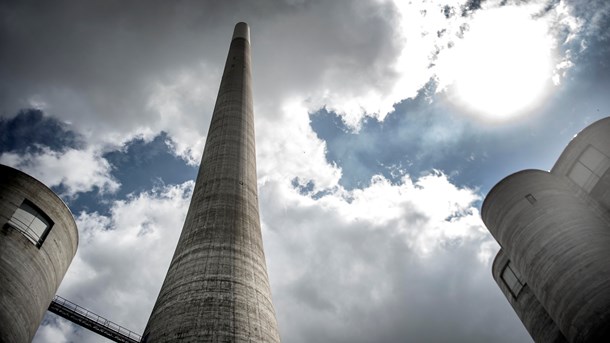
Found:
[448,7,554,122]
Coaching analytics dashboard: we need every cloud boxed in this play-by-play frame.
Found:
[251,0,402,129]
[33,315,75,343]
[0,0,593,159]
[34,181,194,342]
[259,172,530,342]
[0,147,119,197]
[33,169,532,343]
[0,0,401,157]
[257,100,342,192]
[1,0,238,158]
[430,1,592,119]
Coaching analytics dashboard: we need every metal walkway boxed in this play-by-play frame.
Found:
[48,295,141,343]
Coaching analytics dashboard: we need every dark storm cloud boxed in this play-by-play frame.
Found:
[0,109,83,154]
[0,0,248,138]
[251,0,400,119]
[0,0,402,152]
[0,0,303,86]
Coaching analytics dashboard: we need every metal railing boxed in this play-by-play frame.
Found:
[6,216,45,247]
[48,295,142,343]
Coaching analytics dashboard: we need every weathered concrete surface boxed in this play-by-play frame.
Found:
[484,117,610,342]
[143,23,280,342]
[552,117,610,212]
[552,117,610,177]
[483,170,610,342]
[492,249,567,343]
[0,164,78,343]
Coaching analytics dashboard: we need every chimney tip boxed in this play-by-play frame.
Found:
[233,22,250,42]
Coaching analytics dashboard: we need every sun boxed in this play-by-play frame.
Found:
[446,7,554,122]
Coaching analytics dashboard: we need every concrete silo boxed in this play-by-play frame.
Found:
[0,164,78,342]
[482,117,610,342]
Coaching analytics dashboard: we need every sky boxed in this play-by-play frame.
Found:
[1,0,609,342]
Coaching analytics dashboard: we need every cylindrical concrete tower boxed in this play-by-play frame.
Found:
[483,169,610,342]
[491,249,567,343]
[551,117,610,211]
[0,164,78,343]
[143,23,280,342]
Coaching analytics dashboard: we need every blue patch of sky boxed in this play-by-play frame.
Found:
[0,109,83,153]
[310,36,610,195]
[103,132,197,197]
[291,177,315,194]
[310,89,502,192]
[67,132,198,215]
[0,110,198,215]
[291,177,332,199]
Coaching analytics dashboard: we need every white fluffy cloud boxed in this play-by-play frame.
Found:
[0,147,119,196]
[34,181,194,342]
[257,100,342,191]
[34,170,531,342]
[260,173,530,342]
[34,316,75,343]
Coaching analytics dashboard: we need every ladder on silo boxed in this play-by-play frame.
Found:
[48,295,142,343]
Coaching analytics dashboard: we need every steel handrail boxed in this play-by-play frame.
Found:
[50,295,142,341]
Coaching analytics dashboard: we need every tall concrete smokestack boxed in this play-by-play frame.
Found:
[143,22,281,342]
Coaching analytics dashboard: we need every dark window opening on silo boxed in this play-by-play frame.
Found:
[501,261,525,298]
[525,193,537,204]
[568,144,610,192]
[6,199,53,248]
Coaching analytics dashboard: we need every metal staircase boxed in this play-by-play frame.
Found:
[48,295,141,343]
